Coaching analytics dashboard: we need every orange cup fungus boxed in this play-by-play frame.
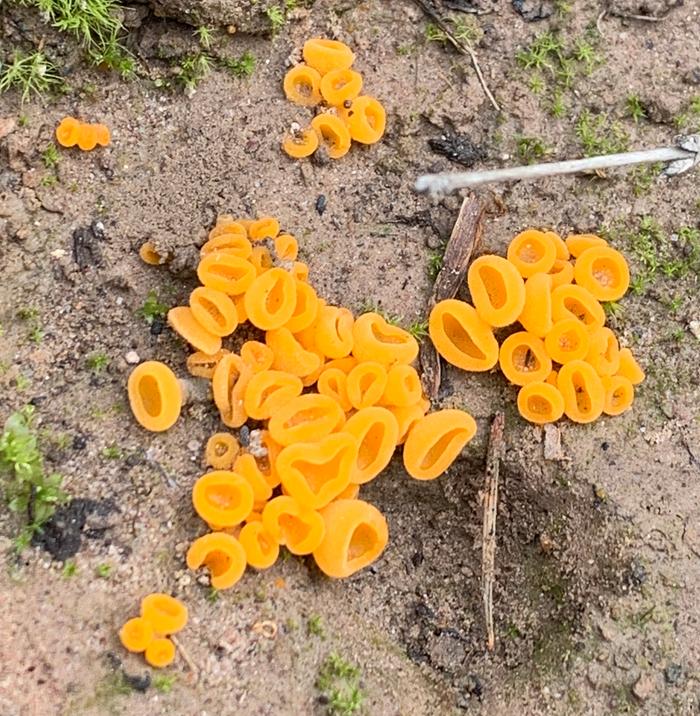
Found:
[140,593,188,635]
[119,617,154,653]
[245,268,297,330]
[244,370,303,420]
[268,393,345,446]
[352,312,419,366]
[127,361,182,432]
[204,432,240,469]
[139,241,163,265]
[262,495,326,555]
[382,364,422,407]
[282,39,385,159]
[344,407,399,484]
[192,471,255,528]
[467,255,526,327]
[55,116,110,150]
[403,409,477,480]
[186,532,247,589]
[145,638,176,668]
[428,299,499,372]
[239,521,280,569]
[312,499,388,578]
[346,361,387,409]
[426,227,642,425]
[189,286,238,337]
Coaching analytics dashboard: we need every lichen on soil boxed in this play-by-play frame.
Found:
[1,1,699,714]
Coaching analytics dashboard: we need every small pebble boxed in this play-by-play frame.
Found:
[664,663,682,684]
[125,351,140,365]
[632,673,655,701]
[315,194,327,216]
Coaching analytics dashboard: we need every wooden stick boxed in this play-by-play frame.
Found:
[482,411,504,652]
[410,0,500,111]
[419,195,484,399]
[171,635,200,682]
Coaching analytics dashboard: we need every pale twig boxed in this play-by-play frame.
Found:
[411,0,500,111]
[171,635,200,683]
[482,411,504,652]
[415,136,700,196]
[419,195,484,399]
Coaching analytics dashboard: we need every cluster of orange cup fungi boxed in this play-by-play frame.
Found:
[55,116,111,151]
[118,593,188,668]
[282,38,386,159]
[429,230,645,425]
[127,213,478,595]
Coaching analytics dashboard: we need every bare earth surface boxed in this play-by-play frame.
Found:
[1,1,699,714]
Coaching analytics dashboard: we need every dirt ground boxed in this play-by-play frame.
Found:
[1,0,699,714]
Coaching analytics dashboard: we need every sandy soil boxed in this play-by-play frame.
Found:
[1,0,699,714]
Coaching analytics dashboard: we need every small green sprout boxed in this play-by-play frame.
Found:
[42,143,60,168]
[316,652,364,716]
[15,375,31,392]
[0,51,64,102]
[406,320,429,340]
[0,405,68,551]
[137,290,167,325]
[206,587,220,603]
[626,94,647,124]
[101,444,122,460]
[195,26,213,49]
[428,249,444,281]
[95,563,112,578]
[575,110,628,156]
[516,135,547,164]
[307,614,325,638]
[176,54,212,91]
[221,51,256,79]
[266,6,286,34]
[152,673,177,693]
[549,92,566,118]
[62,559,78,578]
[86,352,110,373]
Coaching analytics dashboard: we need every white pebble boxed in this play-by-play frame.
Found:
[125,351,140,364]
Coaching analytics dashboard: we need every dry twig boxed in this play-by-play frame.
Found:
[171,635,200,683]
[419,195,484,398]
[410,0,500,111]
[482,411,504,652]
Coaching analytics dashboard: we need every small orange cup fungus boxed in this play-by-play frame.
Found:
[565,233,607,257]
[239,521,279,569]
[240,340,274,373]
[55,116,81,147]
[140,593,188,635]
[186,348,229,379]
[245,268,297,330]
[139,241,163,265]
[315,305,355,359]
[547,231,570,260]
[403,409,476,480]
[586,327,620,376]
[282,128,319,159]
[344,407,399,484]
[249,246,273,274]
[311,114,352,159]
[119,617,154,653]
[507,229,557,278]
[127,361,182,432]
[262,495,325,555]
[467,255,526,327]
[346,361,388,409]
[274,233,298,261]
[290,261,310,282]
[244,370,303,420]
[233,453,273,503]
[284,280,319,333]
[200,234,253,260]
[266,327,323,377]
[186,532,247,590]
[302,38,355,75]
[320,68,363,105]
[234,295,248,323]
[341,96,386,144]
[352,312,419,366]
[602,375,634,416]
[268,393,345,446]
[317,367,352,412]
[498,331,552,386]
[212,353,252,428]
[249,217,280,242]
[382,364,422,407]
[204,432,240,470]
[277,432,357,508]
[549,259,575,288]
[209,218,247,240]
[325,356,358,374]
[544,318,591,364]
[516,382,565,424]
[283,64,322,106]
[617,347,645,385]
[197,253,256,296]
[145,637,176,668]
[551,284,606,331]
[189,286,238,337]
[192,471,255,528]
[312,499,388,578]
[428,299,499,372]
[168,306,222,355]
[389,403,427,445]
[557,359,605,423]
[518,273,553,338]
[573,245,630,302]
